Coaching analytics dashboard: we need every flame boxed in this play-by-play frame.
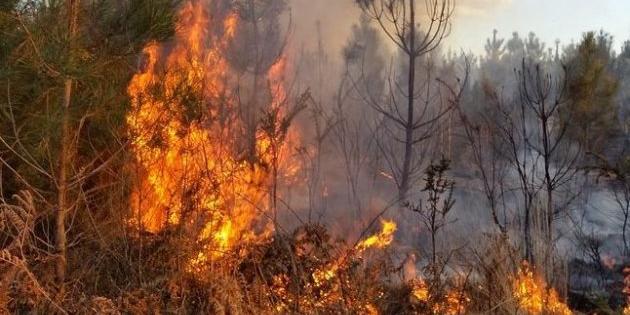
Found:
[365,304,379,315]
[512,261,572,315]
[269,56,288,107]
[410,277,469,315]
[355,219,397,252]
[313,220,397,285]
[126,0,296,264]
[303,220,397,311]
[433,290,470,315]
[411,278,430,302]
[265,56,302,183]
[271,221,397,313]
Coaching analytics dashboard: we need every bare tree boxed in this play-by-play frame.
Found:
[585,146,630,256]
[0,191,66,313]
[516,61,580,282]
[615,181,630,256]
[331,16,387,218]
[356,0,455,201]
[456,84,510,235]
[231,0,289,162]
[462,60,580,284]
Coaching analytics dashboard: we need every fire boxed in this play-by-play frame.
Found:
[512,261,572,315]
[276,220,397,313]
[355,219,397,252]
[365,304,379,315]
[269,56,288,107]
[411,278,430,302]
[410,277,469,314]
[126,0,297,263]
[313,219,397,286]
[433,290,470,315]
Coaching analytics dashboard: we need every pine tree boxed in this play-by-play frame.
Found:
[0,0,178,292]
[563,31,619,151]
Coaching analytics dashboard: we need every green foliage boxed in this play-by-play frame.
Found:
[615,41,630,132]
[0,0,179,195]
[563,31,619,151]
[0,1,180,305]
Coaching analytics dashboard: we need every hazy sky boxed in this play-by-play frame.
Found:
[449,0,630,54]
[288,0,630,58]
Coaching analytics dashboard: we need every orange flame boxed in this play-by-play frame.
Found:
[312,220,396,287]
[411,278,430,302]
[512,261,572,315]
[433,290,470,315]
[126,1,296,264]
[355,219,397,252]
[410,276,469,314]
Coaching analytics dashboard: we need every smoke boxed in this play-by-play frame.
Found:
[286,0,361,57]
[284,0,515,59]
[276,0,626,269]
[455,0,513,17]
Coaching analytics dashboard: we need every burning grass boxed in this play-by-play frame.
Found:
[119,2,576,313]
[0,0,587,313]
[512,261,572,315]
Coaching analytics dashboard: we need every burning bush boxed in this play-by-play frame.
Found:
[0,0,601,314]
[237,222,395,313]
[512,261,572,315]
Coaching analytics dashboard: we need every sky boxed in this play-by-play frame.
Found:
[448,0,630,55]
[288,0,630,59]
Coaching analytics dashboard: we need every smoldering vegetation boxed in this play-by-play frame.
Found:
[0,0,628,314]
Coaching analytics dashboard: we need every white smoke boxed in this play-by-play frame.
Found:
[456,0,513,17]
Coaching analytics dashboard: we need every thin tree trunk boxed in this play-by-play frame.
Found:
[247,0,261,163]
[56,80,71,288]
[430,214,438,286]
[518,100,533,263]
[542,114,554,283]
[57,0,79,291]
[624,212,629,256]
[524,195,533,262]
[399,0,416,202]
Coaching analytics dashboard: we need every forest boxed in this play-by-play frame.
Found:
[0,0,629,314]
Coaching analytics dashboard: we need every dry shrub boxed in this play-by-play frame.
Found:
[67,225,254,314]
[4,267,39,313]
[86,296,120,314]
[379,282,431,314]
[239,223,393,314]
[465,233,520,314]
[0,190,472,314]
[0,191,64,314]
[117,289,161,314]
[161,273,249,314]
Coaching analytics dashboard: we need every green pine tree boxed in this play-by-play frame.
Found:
[563,31,619,151]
